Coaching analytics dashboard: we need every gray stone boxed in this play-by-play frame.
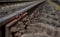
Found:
[21,33,51,37]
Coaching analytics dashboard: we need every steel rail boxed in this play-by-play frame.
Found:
[0,0,45,25]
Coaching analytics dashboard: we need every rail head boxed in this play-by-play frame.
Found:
[0,0,45,26]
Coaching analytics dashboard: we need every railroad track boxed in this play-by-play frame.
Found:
[0,0,60,37]
[0,0,45,25]
[0,0,45,37]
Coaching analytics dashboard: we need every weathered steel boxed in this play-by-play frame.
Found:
[0,0,45,26]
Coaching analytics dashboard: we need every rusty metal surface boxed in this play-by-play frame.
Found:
[0,0,45,25]
[0,0,60,37]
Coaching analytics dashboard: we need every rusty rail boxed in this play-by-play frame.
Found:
[0,0,45,26]
[0,0,46,37]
